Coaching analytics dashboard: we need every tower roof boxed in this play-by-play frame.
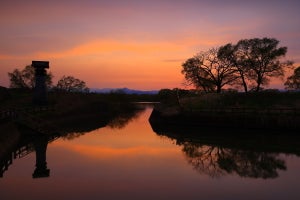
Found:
[32,61,49,69]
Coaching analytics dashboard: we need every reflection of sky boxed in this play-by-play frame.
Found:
[1,108,300,199]
[1,0,300,89]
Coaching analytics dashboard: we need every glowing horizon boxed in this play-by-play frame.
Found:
[1,0,300,90]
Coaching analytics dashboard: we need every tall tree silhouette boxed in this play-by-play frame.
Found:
[182,48,238,93]
[284,66,300,90]
[235,38,292,91]
[56,75,89,93]
[8,65,53,89]
[218,43,249,92]
[184,38,293,92]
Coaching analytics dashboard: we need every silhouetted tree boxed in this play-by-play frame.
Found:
[8,65,53,89]
[182,48,238,93]
[235,38,292,92]
[56,75,89,93]
[284,66,300,90]
[218,43,249,92]
[181,57,215,92]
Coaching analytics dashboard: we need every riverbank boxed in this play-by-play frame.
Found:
[150,91,300,132]
[0,89,147,137]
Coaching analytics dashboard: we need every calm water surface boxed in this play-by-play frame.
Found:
[1,105,300,200]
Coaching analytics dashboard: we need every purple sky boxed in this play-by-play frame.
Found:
[1,0,299,89]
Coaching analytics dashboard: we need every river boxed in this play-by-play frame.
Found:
[1,105,300,200]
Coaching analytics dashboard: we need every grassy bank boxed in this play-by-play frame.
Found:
[179,91,300,110]
[151,90,300,131]
[0,88,152,136]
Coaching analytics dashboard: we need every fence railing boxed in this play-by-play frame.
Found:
[184,107,300,115]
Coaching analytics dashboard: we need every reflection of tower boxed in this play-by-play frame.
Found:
[32,61,49,106]
[32,135,50,178]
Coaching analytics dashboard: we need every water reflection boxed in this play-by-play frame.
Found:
[0,105,145,178]
[107,108,145,129]
[182,143,286,178]
[149,120,300,179]
[0,125,60,178]
[32,135,50,178]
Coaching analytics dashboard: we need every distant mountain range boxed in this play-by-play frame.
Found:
[90,88,159,95]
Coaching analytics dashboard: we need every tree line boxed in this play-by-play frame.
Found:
[182,37,299,93]
[8,65,89,92]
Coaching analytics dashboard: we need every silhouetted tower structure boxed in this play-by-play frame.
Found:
[32,61,49,105]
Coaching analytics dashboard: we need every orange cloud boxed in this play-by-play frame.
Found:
[32,39,187,59]
[51,142,179,159]
[21,38,188,89]
[0,54,15,60]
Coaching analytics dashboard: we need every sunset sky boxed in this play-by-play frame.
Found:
[1,0,300,90]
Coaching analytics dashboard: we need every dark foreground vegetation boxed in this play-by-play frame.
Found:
[0,87,157,136]
[0,87,158,109]
[150,89,300,132]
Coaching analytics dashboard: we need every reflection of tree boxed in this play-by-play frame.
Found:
[150,113,300,179]
[107,108,144,129]
[181,142,286,179]
[60,106,145,140]
[183,143,225,177]
[219,149,286,179]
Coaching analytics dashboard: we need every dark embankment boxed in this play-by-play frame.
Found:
[151,91,300,132]
[0,89,146,137]
[149,119,300,156]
